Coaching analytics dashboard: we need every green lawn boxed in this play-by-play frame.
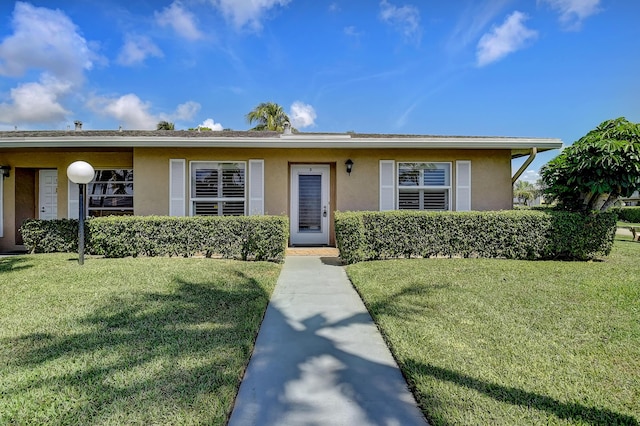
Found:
[618,221,640,228]
[347,238,640,425]
[0,254,281,425]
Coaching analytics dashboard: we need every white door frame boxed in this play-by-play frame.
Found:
[39,169,58,220]
[290,165,330,246]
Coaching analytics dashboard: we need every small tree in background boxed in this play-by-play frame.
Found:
[156,121,175,130]
[513,180,537,206]
[541,117,640,212]
[246,102,291,131]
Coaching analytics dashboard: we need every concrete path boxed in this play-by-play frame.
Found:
[228,255,427,426]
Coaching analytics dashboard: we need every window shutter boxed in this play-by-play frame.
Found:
[169,159,186,216]
[68,179,79,219]
[248,159,264,215]
[380,160,395,211]
[456,160,471,211]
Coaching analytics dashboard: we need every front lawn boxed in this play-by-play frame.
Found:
[0,254,280,425]
[347,239,640,425]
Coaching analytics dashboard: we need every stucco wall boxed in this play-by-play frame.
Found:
[0,146,512,251]
[133,147,513,215]
[0,149,132,251]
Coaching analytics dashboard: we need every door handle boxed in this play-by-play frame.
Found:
[323,206,327,217]
[41,207,46,212]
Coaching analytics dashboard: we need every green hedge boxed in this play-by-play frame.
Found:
[20,215,289,262]
[335,210,617,264]
[617,207,640,223]
[20,219,80,254]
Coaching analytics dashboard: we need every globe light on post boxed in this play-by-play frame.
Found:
[66,161,94,265]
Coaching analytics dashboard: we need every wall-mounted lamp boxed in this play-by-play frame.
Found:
[345,159,354,175]
[0,165,10,178]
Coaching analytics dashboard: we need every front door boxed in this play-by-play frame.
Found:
[290,165,330,246]
[39,170,58,220]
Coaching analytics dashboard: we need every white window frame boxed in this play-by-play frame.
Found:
[189,161,247,216]
[397,162,452,211]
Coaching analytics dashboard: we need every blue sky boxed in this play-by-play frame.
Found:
[0,0,638,181]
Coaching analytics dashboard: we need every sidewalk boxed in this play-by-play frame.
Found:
[228,255,427,426]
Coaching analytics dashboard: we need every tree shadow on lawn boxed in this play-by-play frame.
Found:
[0,256,33,274]
[1,270,270,424]
[405,359,639,426]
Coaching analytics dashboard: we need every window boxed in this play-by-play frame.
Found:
[88,169,134,217]
[398,162,451,211]
[190,162,246,216]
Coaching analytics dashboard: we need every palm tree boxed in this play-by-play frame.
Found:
[513,180,537,206]
[156,121,175,130]
[246,102,291,131]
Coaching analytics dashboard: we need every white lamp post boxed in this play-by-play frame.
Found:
[67,161,94,265]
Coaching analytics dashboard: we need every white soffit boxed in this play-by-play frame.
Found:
[0,135,563,151]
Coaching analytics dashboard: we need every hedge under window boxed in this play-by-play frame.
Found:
[398,162,451,211]
[191,162,246,216]
[88,169,134,217]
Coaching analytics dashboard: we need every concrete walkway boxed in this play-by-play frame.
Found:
[228,255,427,426]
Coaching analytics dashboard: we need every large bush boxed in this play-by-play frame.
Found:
[20,215,288,262]
[335,210,616,264]
[541,117,640,212]
[20,219,79,254]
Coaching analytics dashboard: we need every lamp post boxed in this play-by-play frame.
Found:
[67,161,94,265]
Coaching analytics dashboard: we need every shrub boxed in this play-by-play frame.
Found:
[617,207,640,223]
[19,216,288,262]
[335,210,616,264]
[20,219,79,253]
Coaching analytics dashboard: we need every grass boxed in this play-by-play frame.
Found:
[618,220,640,228]
[346,238,640,425]
[0,254,281,425]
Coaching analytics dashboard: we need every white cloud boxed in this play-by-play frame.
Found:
[289,102,316,129]
[88,94,157,130]
[88,94,202,129]
[520,169,541,183]
[0,2,98,82]
[539,0,601,30]
[117,35,163,66]
[198,118,224,131]
[476,11,538,67]
[447,0,511,52]
[212,0,292,31]
[379,0,421,44]
[155,1,204,40]
[0,74,72,124]
[175,101,201,121]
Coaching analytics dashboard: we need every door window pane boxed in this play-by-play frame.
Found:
[298,174,322,232]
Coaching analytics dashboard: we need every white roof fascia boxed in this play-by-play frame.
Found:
[0,136,563,151]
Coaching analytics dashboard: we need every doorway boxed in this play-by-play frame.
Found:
[290,165,330,246]
[38,169,58,220]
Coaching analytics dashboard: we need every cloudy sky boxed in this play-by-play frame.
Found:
[0,0,638,179]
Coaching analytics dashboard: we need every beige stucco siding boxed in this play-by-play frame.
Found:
[1,146,511,251]
[133,147,512,215]
[0,149,132,251]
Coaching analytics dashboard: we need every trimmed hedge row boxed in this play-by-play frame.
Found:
[20,215,289,262]
[335,210,617,264]
[19,219,79,254]
[617,207,640,223]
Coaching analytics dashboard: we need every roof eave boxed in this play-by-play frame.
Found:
[0,136,563,151]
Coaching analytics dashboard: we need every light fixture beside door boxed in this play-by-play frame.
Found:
[345,159,353,175]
